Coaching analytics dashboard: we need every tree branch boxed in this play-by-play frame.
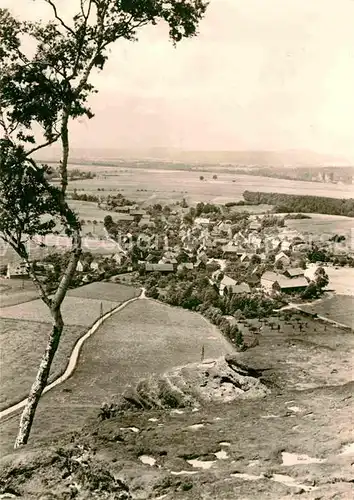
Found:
[2,233,52,308]
[44,0,76,36]
[25,133,61,157]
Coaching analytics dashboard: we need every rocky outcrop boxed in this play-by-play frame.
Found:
[99,355,269,420]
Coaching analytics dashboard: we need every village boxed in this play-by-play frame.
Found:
[4,196,352,330]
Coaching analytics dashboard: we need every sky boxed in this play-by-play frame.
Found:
[2,0,354,160]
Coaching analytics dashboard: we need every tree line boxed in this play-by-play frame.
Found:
[243,191,354,217]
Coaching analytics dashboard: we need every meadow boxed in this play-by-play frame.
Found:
[0,318,86,411]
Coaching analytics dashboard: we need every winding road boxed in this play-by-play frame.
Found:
[0,288,146,421]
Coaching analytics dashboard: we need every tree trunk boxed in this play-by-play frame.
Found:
[14,308,64,449]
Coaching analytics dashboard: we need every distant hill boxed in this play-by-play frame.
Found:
[36,147,351,167]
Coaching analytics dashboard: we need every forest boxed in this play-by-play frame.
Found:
[243,191,354,217]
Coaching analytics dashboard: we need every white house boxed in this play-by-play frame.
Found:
[76,261,84,272]
[275,251,291,267]
[219,275,237,296]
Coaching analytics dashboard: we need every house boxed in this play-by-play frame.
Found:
[219,275,237,296]
[130,209,146,217]
[194,217,211,227]
[225,282,251,295]
[89,261,99,271]
[145,263,174,273]
[111,253,123,265]
[284,267,305,279]
[275,251,291,267]
[177,263,194,272]
[159,257,178,270]
[249,221,262,231]
[114,206,131,213]
[6,263,29,280]
[248,233,263,249]
[266,236,281,251]
[261,271,279,293]
[280,240,292,252]
[222,244,243,257]
[138,218,155,228]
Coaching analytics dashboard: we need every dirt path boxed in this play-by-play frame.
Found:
[0,290,143,421]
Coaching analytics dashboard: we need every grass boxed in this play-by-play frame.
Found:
[0,318,86,411]
[67,282,140,302]
[285,213,354,237]
[0,299,232,448]
[0,306,353,500]
[299,295,354,329]
[0,296,120,326]
[0,279,38,307]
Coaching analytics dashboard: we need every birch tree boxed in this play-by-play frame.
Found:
[0,0,208,448]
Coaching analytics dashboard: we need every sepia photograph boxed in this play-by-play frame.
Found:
[0,0,353,498]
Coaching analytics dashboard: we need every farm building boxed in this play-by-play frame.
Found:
[261,271,308,294]
[280,240,293,252]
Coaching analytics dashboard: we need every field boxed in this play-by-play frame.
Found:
[0,296,119,326]
[67,281,140,302]
[285,213,354,240]
[63,164,354,205]
[325,267,354,295]
[299,295,353,329]
[0,281,139,325]
[0,279,38,307]
[0,318,86,411]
